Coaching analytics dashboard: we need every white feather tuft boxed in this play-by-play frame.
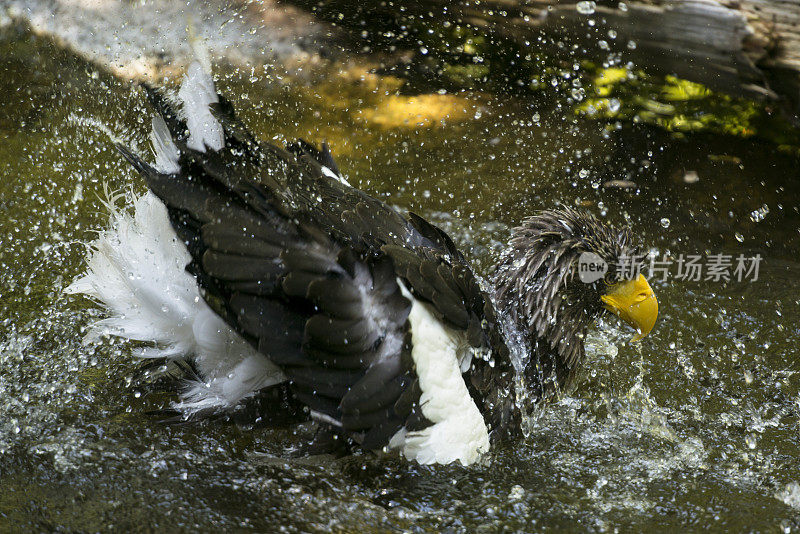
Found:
[389,282,490,466]
[178,61,224,153]
[175,352,284,414]
[67,190,285,414]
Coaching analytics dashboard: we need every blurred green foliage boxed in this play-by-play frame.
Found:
[578,67,800,153]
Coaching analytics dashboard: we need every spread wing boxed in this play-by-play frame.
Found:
[117,86,517,448]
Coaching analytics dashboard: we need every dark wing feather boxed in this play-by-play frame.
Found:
[287,139,342,177]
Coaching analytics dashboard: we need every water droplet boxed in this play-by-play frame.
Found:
[579,169,590,178]
[71,183,83,203]
[627,40,637,50]
[750,204,769,222]
[682,170,700,183]
[576,1,596,14]
[608,98,621,113]
[660,218,671,228]
[745,434,757,450]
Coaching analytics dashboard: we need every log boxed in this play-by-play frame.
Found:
[286,0,800,115]
[539,0,776,99]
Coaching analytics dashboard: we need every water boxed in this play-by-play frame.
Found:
[2,25,800,531]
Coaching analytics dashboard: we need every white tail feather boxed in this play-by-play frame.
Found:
[66,191,197,352]
[188,28,214,77]
[67,190,285,414]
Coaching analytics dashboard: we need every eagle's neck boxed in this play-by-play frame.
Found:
[492,221,593,406]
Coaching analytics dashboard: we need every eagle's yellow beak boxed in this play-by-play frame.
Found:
[601,274,658,342]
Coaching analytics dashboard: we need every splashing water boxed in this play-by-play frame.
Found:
[1,25,800,532]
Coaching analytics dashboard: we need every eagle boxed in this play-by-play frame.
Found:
[67,59,657,466]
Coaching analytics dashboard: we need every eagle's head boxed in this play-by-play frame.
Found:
[494,207,658,399]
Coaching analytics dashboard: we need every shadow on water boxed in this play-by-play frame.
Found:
[1,22,800,531]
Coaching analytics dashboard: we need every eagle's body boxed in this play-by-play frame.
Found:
[68,60,657,465]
